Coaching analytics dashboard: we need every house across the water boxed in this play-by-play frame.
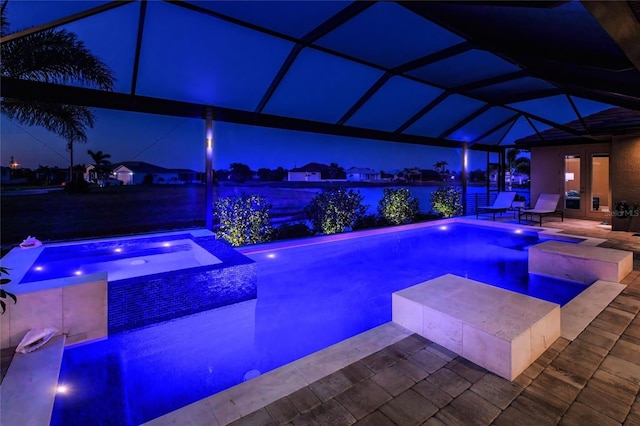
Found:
[85,161,202,185]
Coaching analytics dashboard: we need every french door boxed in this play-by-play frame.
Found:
[561,146,610,220]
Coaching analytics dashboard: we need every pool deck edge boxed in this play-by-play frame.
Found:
[0,335,66,426]
[143,322,413,426]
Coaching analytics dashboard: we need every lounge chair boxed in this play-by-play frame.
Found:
[518,193,563,226]
[476,192,517,221]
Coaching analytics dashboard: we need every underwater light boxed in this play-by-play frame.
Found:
[34,266,43,271]
[163,243,171,247]
[439,226,448,230]
[114,248,122,253]
[267,253,276,259]
[515,229,522,234]
[74,270,82,276]
[56,385,69,394]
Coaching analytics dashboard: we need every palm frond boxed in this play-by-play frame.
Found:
[1,98,94,142]
[0,0,9,38]
[1,29,115,90]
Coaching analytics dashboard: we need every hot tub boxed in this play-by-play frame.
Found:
[20,237,222,284]
[1,230,256,341]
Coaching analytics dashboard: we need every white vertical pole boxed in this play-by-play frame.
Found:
[205,107,214,230]
[462,143,468,216]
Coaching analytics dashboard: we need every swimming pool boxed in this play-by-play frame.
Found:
[51,221,590,425]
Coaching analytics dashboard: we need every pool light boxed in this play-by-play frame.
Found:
[163,243,171,247]
[114,248,122,253]
[34,266,43,271]
[267,253,276,259]
[439,225,448,231]
[74,270,82,276]
[515,229,523,234]
[56,385,69,394]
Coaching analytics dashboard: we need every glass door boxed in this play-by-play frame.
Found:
[564,154,585,215]
[591,153,610,216]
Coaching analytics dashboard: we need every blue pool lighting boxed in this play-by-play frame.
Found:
[34,266,43,271]
[50,223,589,425]
[74,270,82,276]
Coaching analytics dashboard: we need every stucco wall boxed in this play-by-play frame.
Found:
[530,147,562,208]
[611,135,640,232]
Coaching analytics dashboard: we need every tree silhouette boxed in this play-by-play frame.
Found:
[87,149,112,181]
[1,1,115,179]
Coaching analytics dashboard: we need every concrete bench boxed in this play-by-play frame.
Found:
[0,335,66,426]
[392,274,560,381]
[529,241,633,283]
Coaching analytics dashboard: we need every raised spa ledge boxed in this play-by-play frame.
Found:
[392,274,561,381]
[0,278,108,348]
[529,240,633,283]
[0,335,66,426]
[0,229,256,343]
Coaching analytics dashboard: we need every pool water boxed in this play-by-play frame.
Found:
[20,234,221,284]
[51,223,589,425]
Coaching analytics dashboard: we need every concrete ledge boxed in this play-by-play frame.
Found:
[145,322,412,425]
[1,279,107,348]
[392,274,560,381]
[529,240,633,283]
[0,335,66,426]
[561,280,626,340]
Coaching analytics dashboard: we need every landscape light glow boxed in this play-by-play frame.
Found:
[206,125,213,151]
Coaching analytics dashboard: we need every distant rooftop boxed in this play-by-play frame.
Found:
[289,162,335,173]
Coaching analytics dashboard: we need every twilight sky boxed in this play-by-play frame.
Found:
[1,108,488,173]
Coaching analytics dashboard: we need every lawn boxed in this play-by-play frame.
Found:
[0,183,320,252]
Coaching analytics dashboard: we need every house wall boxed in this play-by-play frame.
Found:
[530,147,562,208]
[611,134,640,231]
[115,167,134,185]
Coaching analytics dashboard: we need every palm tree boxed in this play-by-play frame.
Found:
[506,149,530,190]
[0,0,115,180]
[434,160,449,174]
[87,149,112,182]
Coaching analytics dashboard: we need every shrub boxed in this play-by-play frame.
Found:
[431,186,462,218]
[378,188,420,225]
[213,194,274,246]
[275,222,313,240]
[353,214,383,230]
[304,188,367,235]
